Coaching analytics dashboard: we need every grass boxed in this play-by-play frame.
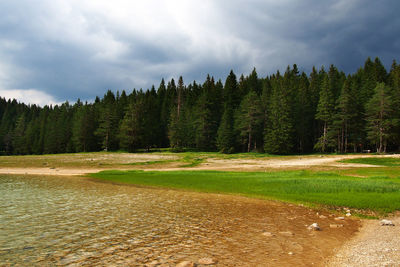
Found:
[90,169,400,214]
[340,157,400,167]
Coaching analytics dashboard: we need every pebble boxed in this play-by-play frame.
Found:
[176,261,196,267]
[307,223,321,231]
[330,224,343,228]
[198,257,215,265]
[346,213,351,217]
[319,215,327,219]
[335,217,345,221]
[380,219,395,226]
[262,232,274,237]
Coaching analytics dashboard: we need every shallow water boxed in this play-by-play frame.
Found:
[0,175,358,266]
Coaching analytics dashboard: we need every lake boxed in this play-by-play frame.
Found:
[0,174,358,266]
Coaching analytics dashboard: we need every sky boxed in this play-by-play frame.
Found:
[0,0,399,106]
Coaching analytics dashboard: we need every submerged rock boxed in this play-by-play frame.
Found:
[380,219,395,226]
[334,217,345,221]
[198,257,216,265]
[307,223,321,231]
[176,261,196,267]
[262,232,274,237]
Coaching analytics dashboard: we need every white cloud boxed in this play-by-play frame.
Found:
[0,89,61,106]
[0,0,398,102]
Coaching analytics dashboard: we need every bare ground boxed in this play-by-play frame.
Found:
[0,153,394,175]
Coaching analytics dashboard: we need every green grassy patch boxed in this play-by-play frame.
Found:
[90,170,400,213]
[124,160,175,166]
[341,157,400,166]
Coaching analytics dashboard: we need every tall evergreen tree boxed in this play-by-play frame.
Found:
[217,70,239,153]
[365,83,394,153]
[235,91,264,152]
[315,75,335,152]
[96,90,118,151]
[264,74,294,154]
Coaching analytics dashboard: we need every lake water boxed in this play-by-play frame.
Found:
[0,174,356,266]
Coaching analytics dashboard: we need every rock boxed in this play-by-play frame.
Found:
[380,219,395,226]
[334,217,345,221]
[307,223,321,231]
[279,231,294,236]
[346,213,351,217]
[176,261,196,267]
[330,224,343,228]
[319,215,327,219]
[288,252,294,255]
[198,257,215,265]
[262,232,274,237]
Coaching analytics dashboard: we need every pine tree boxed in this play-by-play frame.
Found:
[96,90,118,151]
[294,73,313,153]
[332,77,356,153]
[72,103,97,152]
[388,60,400,150]
[119,97,145,152]
[264,74,294,154]
[235,91,264,152]
[217,70,239,153]
[315,75,335,152]
[365,83,394,153]
[12,113,27,154]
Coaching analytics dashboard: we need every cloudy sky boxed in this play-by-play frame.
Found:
[0,0,399,105]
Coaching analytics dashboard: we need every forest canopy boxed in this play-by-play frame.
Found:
[1,57,400,155]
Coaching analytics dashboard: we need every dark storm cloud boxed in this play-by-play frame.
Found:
[0,0,399,104]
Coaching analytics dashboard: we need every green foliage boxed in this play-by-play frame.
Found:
[1,56,400,155]
[264,74,294,154]
[235,91,264,152]
[340,157,400,167]
[217,70,239,153]
[365,83,395,152]
[91,169,400,213]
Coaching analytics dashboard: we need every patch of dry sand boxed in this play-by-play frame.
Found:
[0,154,397,175]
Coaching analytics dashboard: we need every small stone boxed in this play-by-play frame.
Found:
[262,232,274,237]
[176,261,195,267]
[346,213,351,217]
[319,215,327,219]
[330,224,343,228]
[307,223,321,231]
[279,231,294,236]
[380,219,395,226]
[288,252,294,255]
[198,257,215,265]
[334,217,345,221]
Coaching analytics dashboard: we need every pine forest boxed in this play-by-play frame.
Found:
[1,57,400,155]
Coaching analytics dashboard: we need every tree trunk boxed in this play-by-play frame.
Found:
[248,131,252,153]
[322,122,327,152]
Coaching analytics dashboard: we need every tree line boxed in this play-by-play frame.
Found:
[1,57,400,155]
